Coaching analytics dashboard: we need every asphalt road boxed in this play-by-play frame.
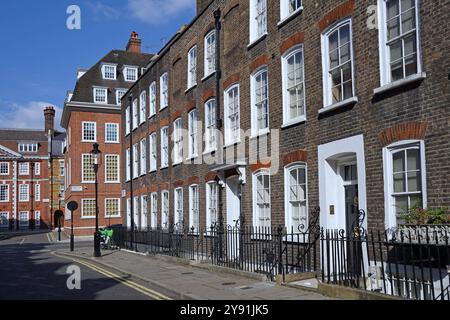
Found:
[0,232,172,300]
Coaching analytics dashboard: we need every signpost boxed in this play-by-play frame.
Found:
[67,201,78,252]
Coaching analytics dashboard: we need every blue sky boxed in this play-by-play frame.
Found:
[0,0,196,131]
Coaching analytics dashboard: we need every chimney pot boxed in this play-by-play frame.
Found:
[126,31,141,54]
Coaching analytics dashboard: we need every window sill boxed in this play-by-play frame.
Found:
[250,130,270,140]
[105,215,121,218]
[247,33,268,50]
[318,97,359,115]
[105,181,120,184]
[203,148,217,155]
[81,216,96,220]
[160,105,168,111]
[223,140,241,149]
[81,140,97,143]
[185,84,197,94]
[277,7,304,29]
[105,141,120,144]
[373,72,427,97]
[160,166,169,170]
[201,72,216,83]
[186,154,198,161]
[172,161,183,167]
[281,117,306,129]
[148,114,156,120]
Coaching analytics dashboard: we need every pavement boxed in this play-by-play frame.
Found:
[54,245,333,300]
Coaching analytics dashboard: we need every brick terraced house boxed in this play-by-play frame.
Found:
[122,0,449,235]
[0,106,65,230]
[61,33,154,235]
[119,0,449,299]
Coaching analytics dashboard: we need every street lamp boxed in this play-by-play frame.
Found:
[91,143,102,257]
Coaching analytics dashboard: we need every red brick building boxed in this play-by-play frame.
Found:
[0,106,64,230]
[121,0,449,235]
[61,33,153,235]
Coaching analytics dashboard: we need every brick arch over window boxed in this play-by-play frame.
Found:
[172,56,181,66]
[160,182,170,190]
[171,110,182,121]
[223,73,240,90]
[250,160,272,173]
[202,88,215,102]
[187,176,200,185]
[379,122,428,147]
[174,180,184,188]
[280,32,305,55]
[160,118,170,127]
[203,22,215,37]
[186,100,197,112]
[150,185,158,193]
[204,171,218,183]
[283,149,308,166]
[249,54,270,73]
[318,0,355,32]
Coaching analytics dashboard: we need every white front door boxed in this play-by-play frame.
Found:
[226,176,240,259]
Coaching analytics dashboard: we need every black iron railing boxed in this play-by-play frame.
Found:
[321,226,450,300]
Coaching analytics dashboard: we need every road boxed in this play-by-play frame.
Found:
[0,232,174,300]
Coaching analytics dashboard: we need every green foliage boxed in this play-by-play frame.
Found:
[400,206,450,225]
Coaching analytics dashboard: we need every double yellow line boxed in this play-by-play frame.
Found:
[53,252,172,300]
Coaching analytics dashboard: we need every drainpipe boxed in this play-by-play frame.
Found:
[128,95,135,251]
[13,161,17,230]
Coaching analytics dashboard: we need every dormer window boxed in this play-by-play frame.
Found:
[124,66,138,82]
[19,143,38,153]
[102,64,117,80]
[116,89,127,105]
[93,87,108,104]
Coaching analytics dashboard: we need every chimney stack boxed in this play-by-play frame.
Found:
[126,31,141,54]
[44,106,55,137]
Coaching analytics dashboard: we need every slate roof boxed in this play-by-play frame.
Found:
[70,50,154,104]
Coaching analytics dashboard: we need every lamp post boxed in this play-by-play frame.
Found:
[91,143,102,257]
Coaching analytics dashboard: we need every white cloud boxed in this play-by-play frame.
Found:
[128,0,195,24]
[85,1,121,20]
[0,102,63,132]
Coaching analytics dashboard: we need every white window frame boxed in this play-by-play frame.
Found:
[160,73,168,110]
[82,121,97,142]
[174,188,184,228]
[282,45,306,126]
[224,84,241,146]
[116,89,127,105]
[252,170,271,229]
[105,198,121,218]
[249,0,268,44]
[19,184,29,202]
[284,163,308,233]
[102,64,117,80]
[149,133,157,172]
[140,195,148,229]
[377,0,422,86]
[187,45,197,89]
[0,184,9,202]
[251,66,270,136]
[126,148,131,181]
[204,30,216,78]
[383,140,427,230]
[133,143,139,179]
[35,183,40,202]
[34,162,41,176]
[321,18,356,108]
[139,91,147,124]
[124,66,138,82]
[140,139,146,176]
[19,162,29,175]
[81,154,95,183]
[35,211,41,226]
[189,185,200,233]
[0,212,8,227]
[188,109,198,159]
[104,154,120,183]
[105,123,119,143]
[132,99,138,130]
[280,0,303,23]
[93,87,108,104]
[160,126,169,169]
[0,163,9,175]
[206,181,218,230]
[19,211,29,226]
[134,196,139,229]
[151,192,158,229]
[173,119,183,165]
[81,198,96,219]
[125,106,131,135]
[149,82,157,117]
[204,99,217,153]
[161,190,169,229]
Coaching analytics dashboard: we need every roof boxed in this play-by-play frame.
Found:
[70,50,154,104]
[0,129,47,142]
